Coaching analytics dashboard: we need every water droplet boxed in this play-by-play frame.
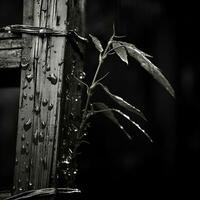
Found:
[46,65,50,71]
[43,157,47,169]
[39,131,44,142]
[24,119,32,131]
[42,98,48,106]
[58,61,64,66]
[48,103,53,110]
[41,121,46,129]
[28,182,33,189]
[12,185,16,191]
[29,95,33,101]
[21,134,25,141]
[33,130,38,144]
[23,82,28,89]
[47,73,57,85]
[25,165,29,171]
[23,93,27,99]
[26,73,33,82]
[34,105,40,114]
[73,170,77,175]
[75,98,78,102]
[18,179,21,184]
[21,60,29,70]
[21,145,26,154]
[15,158,18,165]
[19,187,23,192]
[78,71,86,80]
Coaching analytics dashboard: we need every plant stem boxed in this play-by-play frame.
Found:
[78,34,114,137]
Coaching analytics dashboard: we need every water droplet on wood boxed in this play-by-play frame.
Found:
[34,105,40,114]
[78,71,86,80]
[41,121,46,129]
[21,134,25,141]
[46,65,50,71]
[29,95,33,101]
[23,93,27,99]
[15,158,18,165]
[23,82,28,89]
[28,182,33,189]
[33,130,38,144]
[43,157,47,169]
[48,103,53,110]
[21,145,26,154]
[26,73,33,82]
[39,131,44,142]
[24,119,32,131]
[47,73,57,85]
[42,98,48,106]
[25,165,29,171]
[21,60,29,70]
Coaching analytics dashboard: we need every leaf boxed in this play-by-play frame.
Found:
[92,103,152,142]
[120,41,175,98]
[98,83,147,121]
[112,41,128,65]
[114,109,153,142]
[93,102,132,139]
[89,34,103,53]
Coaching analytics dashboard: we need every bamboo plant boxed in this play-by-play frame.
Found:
[75,25,175,148]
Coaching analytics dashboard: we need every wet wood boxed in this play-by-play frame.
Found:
[0,0,85,196]
[13,0,69,194]
[0,38,23,69]
[56,0,86,187]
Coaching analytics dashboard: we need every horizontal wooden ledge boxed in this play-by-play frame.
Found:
[0,37,23,69]
[0,32,21,40]
[0,190,11,200]
[0,49,21,69]
[0,39,24,50]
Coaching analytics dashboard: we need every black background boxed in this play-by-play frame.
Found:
[0,0,199,199]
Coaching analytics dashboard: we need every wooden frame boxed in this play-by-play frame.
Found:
[0,0,85,198]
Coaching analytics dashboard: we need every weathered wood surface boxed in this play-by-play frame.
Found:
[56,0,86,187]
[13,0,69,194]
[0,38,23,69]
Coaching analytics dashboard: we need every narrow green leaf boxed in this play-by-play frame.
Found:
[93,102,131,139]
[89,34,103,53]
[112,42,128,65]
[98,83,147,121]
[120,42,175,98]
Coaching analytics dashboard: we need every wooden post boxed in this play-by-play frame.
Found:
[10,0,86,194]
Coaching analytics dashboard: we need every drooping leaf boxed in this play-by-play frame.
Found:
[120,41,175,98]
[97,83,147,121]
[92,103,152,142]
[93,102,131,139]
[112,41,128,65]
[89,34,103,53]
[113,109,152,142]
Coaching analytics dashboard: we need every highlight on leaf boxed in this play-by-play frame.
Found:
[119,41,175,98]
[91,103,152,142]
[97,83,147,121]
[89,34,103,53]
[92,102,132,139]
[112,41,128,65]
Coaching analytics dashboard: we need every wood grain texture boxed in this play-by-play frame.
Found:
[0,38,23,69]
[13,0,69,194]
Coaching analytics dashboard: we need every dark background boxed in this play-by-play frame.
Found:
[0,0,199,199]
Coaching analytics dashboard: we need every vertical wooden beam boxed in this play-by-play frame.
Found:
[13,0,71,193]
[56,0,86,188]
